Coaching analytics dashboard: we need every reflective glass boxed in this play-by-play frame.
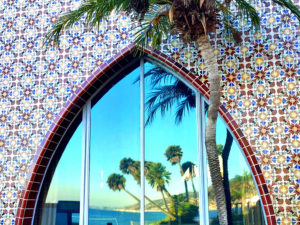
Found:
[37,60,267,225]
[39,123,82,225]
[144,62,199,225]
[89,67,140,225]
[207,117,266,225]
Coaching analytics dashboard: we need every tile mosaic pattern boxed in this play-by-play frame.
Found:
[0,0,299,224]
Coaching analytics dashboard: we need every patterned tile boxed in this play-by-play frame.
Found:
[0,0,299,224]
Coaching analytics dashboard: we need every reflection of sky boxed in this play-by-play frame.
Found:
[46,63,249,209]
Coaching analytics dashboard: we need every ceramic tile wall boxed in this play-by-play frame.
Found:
[0,0,298,224]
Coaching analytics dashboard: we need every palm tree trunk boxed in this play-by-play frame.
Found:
[177,160,184,175]
[145,195,176,220]
[242,193,246,222]
[222,130,234,225]
[184,180,189,202]
[163,188,174,206]
[122,188,141,203]
[190,176,197,203]
[161,191,171,213]
[122,189,175,220]
[177,161,189,202]
[197,35,228,225]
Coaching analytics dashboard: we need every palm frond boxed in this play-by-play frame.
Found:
[145,91,183,125]
[141,68,196,126]
[145,82,195,125]
[175,97,191,125]
[222,19,243,44]
[149,0,172,4]
[133,67,175,86]
[145,67,176,86]
[235,0,260,30]
[217,2,243,44]
[44,0,130,46]
[272,0,300,21]
[133,6,170,53]
[146,86,182,110]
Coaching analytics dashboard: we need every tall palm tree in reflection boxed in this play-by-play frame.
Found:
[146,162,174,214]
[239,171,256,218]
[107,173,140,202]
[145,69,236,222]
[165,145,189,202]
[182,161,197,201]
[120,157,141,184]
[120,158,135,174]
[143,68,195,126]
[119,158,176,219]
[120,158,153,184]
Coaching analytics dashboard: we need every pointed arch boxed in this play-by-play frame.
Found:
[15,44,275,225]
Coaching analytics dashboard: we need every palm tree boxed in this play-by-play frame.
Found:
[216,139,233,224]
[240,170,257,217]
[107,173,140,202]
[224,171,257,224]
[120,157,135,174]
[222,130,234,224]
[45,1,300,224]
[120,157,141,183]
[165,145,189,202]
[144,69,238,221]
[165,145,183,167]
[146,162,174,214]
[107,173,175,219]
[145,70,231,222]
[182,161,197,202]
[140,67,196,125]
[120,157,153,184]
[119,158,174,217]
[144,195,176,220]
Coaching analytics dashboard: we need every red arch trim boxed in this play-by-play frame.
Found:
[15,43,276,225]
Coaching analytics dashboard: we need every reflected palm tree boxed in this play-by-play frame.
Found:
[107,173,140,202]
[240,171,256,217]
[146,162,174,214]
[119,158,176,219]
[143,67,196,126]
[120,158,135,174]
[182,161,197,202]
[107,173,175,219]
[120,157,141,184]
[120,158,153,184]
[165,145,189,202]
[146,70,235,222]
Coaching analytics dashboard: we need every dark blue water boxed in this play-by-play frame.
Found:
[72,209,219,225]
[72,209,167,225]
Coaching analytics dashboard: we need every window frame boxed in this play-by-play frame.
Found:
[79,57,209,225]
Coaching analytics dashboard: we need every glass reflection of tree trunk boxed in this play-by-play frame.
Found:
[190,174,197,203]
[122,188,141,203]
[222,130,233,225]
[145,196,176,220]
[163,189,174,206]
[178,161,190,202]
[161,191,171,213]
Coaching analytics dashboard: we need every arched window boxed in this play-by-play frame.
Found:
[35,58,266,225]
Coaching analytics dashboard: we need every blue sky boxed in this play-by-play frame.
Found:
[46,63,250,209]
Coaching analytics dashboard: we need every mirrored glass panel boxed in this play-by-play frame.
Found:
[89,67,140,225]
[207,117,266,225]
[144,62,199,225]
[39,123,82,225]
[36,58,267,225]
